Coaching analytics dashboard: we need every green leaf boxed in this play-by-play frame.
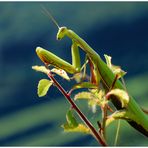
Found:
[72,72,83,83]
[32,65,49,74]
[111,65,127,78]
[62,123,90,134]
[62,110,90,134]
[106,89,129,108]
[66,110,78,128]
[51,68,70,81]
[88,100,97,113]
[74,91,97,113]
[37,79,53,97]
[74,92,93,101]
[106,110,130,127]
[104,54,112,69]
[90,89,105,101]
[74,91,98,112]
[72,82,98,91]
[90,89,107,106]
[74,90,107,113]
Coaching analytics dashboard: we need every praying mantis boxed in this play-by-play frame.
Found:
[34,8,148,139]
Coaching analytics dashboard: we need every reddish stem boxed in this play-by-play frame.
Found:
[47,71,107,146]
[101,105,107,139]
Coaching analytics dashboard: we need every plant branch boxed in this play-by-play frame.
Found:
[114,119,120,146]
[101,105,107,139]
[47,71,107,146]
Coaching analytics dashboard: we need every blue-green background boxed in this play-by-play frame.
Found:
[0,2,148,146]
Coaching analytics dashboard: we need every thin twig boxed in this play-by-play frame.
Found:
[109,74,119,91]
[101,105,107,139]
[114,119,121,146]
[47,71,107,146]
[101,74,119,139]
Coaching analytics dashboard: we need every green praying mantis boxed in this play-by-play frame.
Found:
[33,8,148,138]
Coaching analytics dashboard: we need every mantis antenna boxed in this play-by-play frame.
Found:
[41,5,60,29]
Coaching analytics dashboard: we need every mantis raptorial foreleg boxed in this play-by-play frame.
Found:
[36,47,77,74]
[36,37,84,74]
[71,40,81,72]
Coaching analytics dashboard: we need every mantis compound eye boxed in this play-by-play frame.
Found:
[57,26,67,40]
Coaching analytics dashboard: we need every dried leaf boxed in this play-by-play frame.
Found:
[72,72,83,83]
[74,91,101,113]
[104,54,126,78]
[106,89,129,108]
[32,65,49,74]
[104,54,112,69]
[51,68,70,81]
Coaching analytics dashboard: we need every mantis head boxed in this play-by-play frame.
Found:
[57,27,68,40]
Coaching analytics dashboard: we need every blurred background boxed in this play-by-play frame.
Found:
[0,2,148,146]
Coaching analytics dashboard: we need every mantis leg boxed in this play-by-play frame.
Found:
[88,58,100,86]
[71,40,81,72]
[72,42,100,85]
[71,41,92,83]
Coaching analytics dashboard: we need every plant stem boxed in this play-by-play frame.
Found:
[114,119,120,146]
[47,71,107,146]
[101,105,107,139]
